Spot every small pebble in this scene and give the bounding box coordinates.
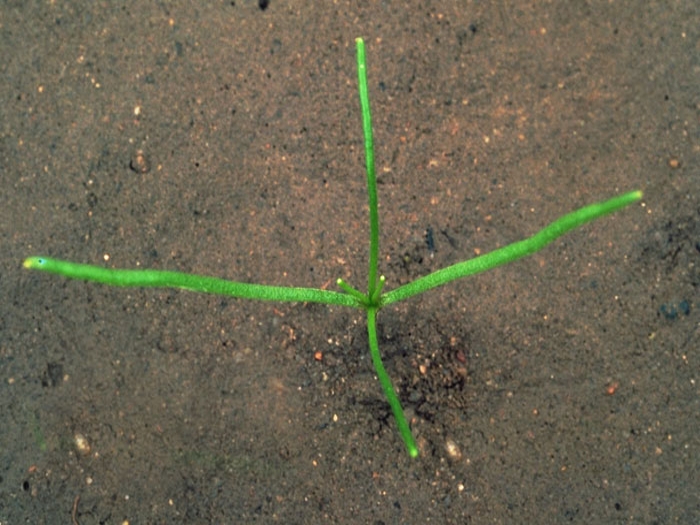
[444,438,462,460]
[129,150,150,173]
[74,433,91,456]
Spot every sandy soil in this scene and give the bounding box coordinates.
[2,1,699,523]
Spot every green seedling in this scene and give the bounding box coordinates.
[24,38,642,458]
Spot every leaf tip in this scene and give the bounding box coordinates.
[23,257,42,269]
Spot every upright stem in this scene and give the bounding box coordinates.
[366,307,419,458]
[356,38,380,300]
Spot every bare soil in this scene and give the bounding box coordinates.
[2,1,698,523]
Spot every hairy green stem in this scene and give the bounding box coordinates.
[23,257,362,308]
[382,190,642,306]
[367,307,419,458]
[356,37,380,300]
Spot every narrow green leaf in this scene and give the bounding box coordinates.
[23,257,362,308]
[382,191,642,306]
[356,37,380,299]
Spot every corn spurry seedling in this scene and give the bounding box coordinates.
[24,38,642,458]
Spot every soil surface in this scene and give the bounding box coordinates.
[2,1,699,523]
